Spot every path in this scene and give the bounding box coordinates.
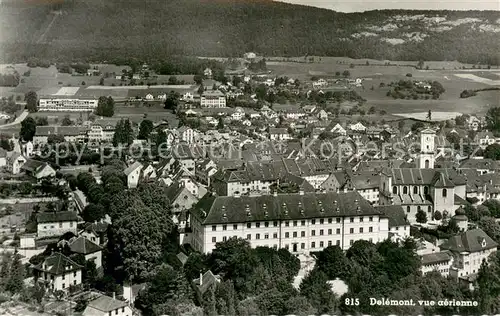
[0,110,28,129]
[36,12,60,44]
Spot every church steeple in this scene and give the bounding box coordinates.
[418,128,435,169]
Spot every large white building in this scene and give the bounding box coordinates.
[37,211,80,238]
[189,191,390,254]
[200,90,226,108]
[33,253,83,291]
[38,96,98,112]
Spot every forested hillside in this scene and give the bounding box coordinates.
[0,0,499,64]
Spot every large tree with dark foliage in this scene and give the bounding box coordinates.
[25,91,38,113]
[20,117,37,141]
[95,96,115,117]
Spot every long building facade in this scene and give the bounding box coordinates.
[189,191,389,254]
[39,96,98,112]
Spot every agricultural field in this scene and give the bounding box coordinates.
[266,59,500,115]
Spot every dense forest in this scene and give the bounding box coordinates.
[0,0,499,64]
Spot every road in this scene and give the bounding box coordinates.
[0,110,28,129]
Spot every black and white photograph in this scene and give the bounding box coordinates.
[0,0,499,315]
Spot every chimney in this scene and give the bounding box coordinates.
[200,272,203,286]
[113,292,116,300]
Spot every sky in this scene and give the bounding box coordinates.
[278,0,500,12]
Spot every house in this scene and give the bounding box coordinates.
[124,161,143,188]
[349,122,367,132]
[166,181,199,217]
[69,236,103,269]
[201,90,226,108]
[312,79,328,88]
[142,163,157,181]
[33,252,83,291]
[122,283,146,305]
[88,122,115,144]
[0,148,7,167]
[177,126,196,144]
[244,52,257,61]
[316,109,328,120]
[321,171,381,205]
[6,152,26,175]
[375,205,410,239]
[269,128,291,141]
[37,211,79,237]
[440,228,498,280]
[193,270,222,297]
[21,141,34,157]
[33,126,88,146]
[20,159,56,180]
[467,115,482,131]
[80,221,109,246]
[330,123,347,136]
[182,92,195,102]
[420,251,454,277]
[145,93,154,101]
[189,191,389,254]
[83,295,133,316]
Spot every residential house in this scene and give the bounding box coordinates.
[420,251,454,277]
[349,122,367,132]
[33,126,88,146]
[459,158,500,175]
[37,211,80,237]
[476,131,496,147]
[33,252,83,291]
[316,109,328,120]
[88,122,115,144]
[0,148,7,167]
[269,128,291,141]
[122,283,146,305]
[321,171,381,205]
[189,191,389,254]
[80,221,109,246]
[142,163,157,181]
[204,68,213,78]
[467,115,482,131]
[124,161,143,188]
[177,126,196,144]
[193,270,222,298]
[166,181,199,217]
[83,295,133,316]
[20,159,56,180]
[376,205,410,239]
[330,123,347,136]
[6,152,26,175]
[201,90,226,108]
[69,236,103,269]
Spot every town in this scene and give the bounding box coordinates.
[0,52,499,316]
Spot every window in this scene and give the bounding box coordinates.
[62,275,65,280]
[247,223,251,228]
[320,241,324,248]
[328,218,332,224]
[320,229,324,236]
[360,217,363,222]
[212,225,217,231]
[428,206,432,213]
[223,236,227,242]
[413,186,418,194]
[70,222,73,227]
[293,232,297,238]
[442,189,447,197]
[285,232,290,238]
[336,218,341,223]
[223,225,227,231]
[265,221,269,227]
[264,234,269,239]
[301,243,305,249]
[212,237,216,242]
[369,216,373,222]
[273,233,278,238]
[407,206,410,213]
[247,234,251,240]
[350,217,354,223]
[59,223,62,228]
[311,242,316,248]
[301,220,306,226]
[256,234,260,240]
[233,224,238,230]
[328,241,332,246]
[336,228,341,234]
[369,238,373,243]
[273,221,278,227]
[311,219,316,224]
[256,222,260,228]
[403,186,408,194]
[285,221,290,227]
[350,228,354,234]
[328,229,332,235]
[336,240,341,246]
[301,231,305,237]
[73,272,76,277]
[392,186,397,194]
[350,240,354,246]
[293,221,298,226]
[424,186,429,195]
[320,219,324,224]
[311,230,316,236]
[359,227,363,233]
[369,227,373,232]
[62,283,65,289]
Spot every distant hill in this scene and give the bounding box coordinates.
[0,0,499,64]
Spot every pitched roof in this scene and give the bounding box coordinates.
[35,126,88,137]
[193,270,221,295]
[421,250,453,266]
[386,168,466,186]
[440,229,498,253]
[33,252,83,275]
[86,295,128,312]
[124,161,143,176]
[192,191,383,225]
[459,159,500,170]
[20,159,51,174]
[69,236,102,254]
[37,211,79,223]
[375,205,409,228]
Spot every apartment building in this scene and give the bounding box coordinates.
[200,90,226,108]
[190,191,389,254]
[38,96,98,112]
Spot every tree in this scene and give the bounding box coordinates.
[342,70,350,78]
[61,115,73,126]
[486,107,500,133]
[217,117,224,130]
[6,249,24,294]
[20,117,37,141]
[95,96,115,117]
[434,210,442,221]
[138,119,154,140]
[81,81,86,86]
[478,217,500,244]
[168,76,178,85]
[164,91,179,110]
[417,60,425,69]
[299,269,337,314]
[25,91,38,112]
[35,116,48,126]
[484,144,500,160]
[193,75,203,85]
[476,252,500,314]
[416,209,428,224]
[411,121,425,133]
[82,203,105,222]
[112,119,134,146]
[316,246,350,279]
[197,84,204,95]
[427,110,432,121]
[99,77,105,85]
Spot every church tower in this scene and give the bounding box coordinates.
[418,128,435,169]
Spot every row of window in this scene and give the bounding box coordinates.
[211,227,375,243]
[42,222,74,229]
[406,206,432,213]
[211,216,375,231]
[392,186,449,197]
